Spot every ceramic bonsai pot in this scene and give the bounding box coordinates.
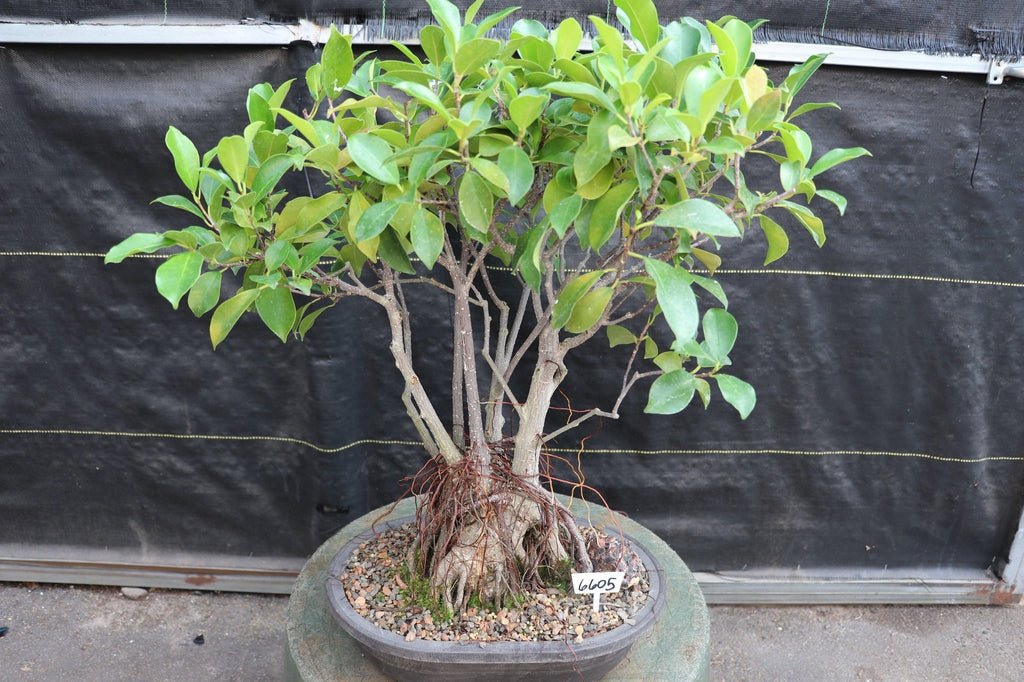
[324,515,665,682]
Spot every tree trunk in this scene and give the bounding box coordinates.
[511,327,564,481]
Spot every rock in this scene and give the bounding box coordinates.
[120,587,148,600]
[338,521,651,644]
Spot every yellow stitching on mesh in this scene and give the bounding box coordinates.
[0,428,419,454]
[1,428,1021,463]
[0,252,164,258]
[717,269,1024,289]
[4,253,1022,289]
[547,446,1024,464]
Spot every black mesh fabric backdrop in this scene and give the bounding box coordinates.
[3,2,1024,56]
[2,38,1024,580]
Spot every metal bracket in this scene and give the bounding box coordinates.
[988,59,1024,85]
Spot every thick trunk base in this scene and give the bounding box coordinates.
[410,451,593,613]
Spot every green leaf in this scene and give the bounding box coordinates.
[682,65,720,115]
[497,146,534,206]
[758,215,790,264]
[816,189,848,216]
[809,147,871,178]
[269,78,294,110]
[788,101,840,120]
[246,89,273,128]
[217,135,249,186]
[464,0,485,23]
[691,273,728,308]
[256,285,296,343]
[702,308,737,362]
[393,82,451,119]
[469,157,510,194]
[645,370,697,414]
[565,286,614,334]
[420,25,447,65]
[606,324,637,347]
[516,226,546,291]
[747,90,781,132]
[274,107,322,147]
[589,181,637,249]
[454,38,500,74]
[354,200,401,242]
[691,247,721,274]
[291,192,347,235]
[705,21,738,75]
[607,125,641,150]
[297,303,334,340]
[715,373,756,419]
[105,233,173,264]
[654,198,740,237]
[165,126,200,193]
[425,0,462,45]
[411,207,444,269]
[701,136,747,155]
[783,54,828,101]
[779,127,812,166]
[187,270,222,317]
[378,228,416,274]
[348,133,400,185]
[698,75,736,126]
[722,19,753,75]
[779,201,825,247]
[251,154,295,201]
[509,93,548,132]
[549,194,583,238]
[662,20,702,63]
[644,336,659,359]
[155,251,203,310]
[543,82,616,111]
[551,18,584,60]
[458,172,493,233]
[552,269,605,329]
[151,194,207,221]
[644,258,698,343]
[265,240,299,271]
[321,28,354,96]
[305,63,323,101]
[476,6,519,35]
[613,0,660,50]
[573,140,612,187]
[780,160,802,191]
[653,351,682,372]
[210,288,260,349]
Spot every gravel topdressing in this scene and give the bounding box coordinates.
[339,522,651,643]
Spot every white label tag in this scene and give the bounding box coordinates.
[571,571,625,612]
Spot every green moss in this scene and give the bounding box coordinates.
[396,563,454,623]
[538,558,574,593]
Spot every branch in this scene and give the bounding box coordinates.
[380,268,462,465]
[541,370,657,443]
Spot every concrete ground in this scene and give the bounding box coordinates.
[1,583,1022,681]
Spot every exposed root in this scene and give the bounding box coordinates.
[407,442,593,613]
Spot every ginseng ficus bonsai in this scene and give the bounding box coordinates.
[106,0,867,613]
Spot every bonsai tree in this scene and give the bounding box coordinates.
[106,0,867,613]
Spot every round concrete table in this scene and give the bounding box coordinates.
[286,497,710,681]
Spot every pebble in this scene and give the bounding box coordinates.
[338,522,650,644]
[120,587,148,600]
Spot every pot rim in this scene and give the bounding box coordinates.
[325,513,665,665]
